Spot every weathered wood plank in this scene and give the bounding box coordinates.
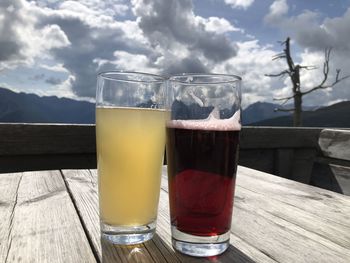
[237,166,350,226]
[0,125,322,157]
[4,167,350,262]
[0,171,96,263]
[61,169,181,263]
[234,186,350,256]
[241,127,322,149]
[239,149,275,174]
[327,164,350,196]
[310,162,342,194]
[161,166,350,263]
[315,156,350,168]
[290,148,316,183]
[62,169,261,262]
[64,167,350,262]
[60,170,101,257]
[158,167,276,263]
[0,125,329,185]
[230,197,350,263]
[311,161,350,196]
[275,148,294,179]
[0,172,22,263]
[0,154,96,173]
[0,124,95,156]
[319,129,350,161]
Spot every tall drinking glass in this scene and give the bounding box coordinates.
[96,71,166,245]
[166,74,241,257]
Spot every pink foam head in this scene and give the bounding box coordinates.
[167,110,241,131]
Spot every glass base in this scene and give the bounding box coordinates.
[171,226,230,257]
[101,221,156,245]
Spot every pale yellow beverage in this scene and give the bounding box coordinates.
[96,107,166,226]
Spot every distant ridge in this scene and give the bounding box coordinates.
[0,87,95,124]
[242,101,318,125]
[248,101,350,128]
[0,87,349,127]
[242,102,290,124]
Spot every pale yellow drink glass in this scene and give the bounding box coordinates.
[96,71,167,245]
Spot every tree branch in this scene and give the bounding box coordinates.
[278,40,286,45]
[299,65,317,70]
[265,70,291,78]
[315,48,332,88]
[301,72,350,96]
[273,94,295,101]
[300,48,350,96]
[273,94,295,106]
[272,52,286,60]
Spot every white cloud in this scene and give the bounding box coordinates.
[197,17,243,34]
[73,0,128,16]
[264,0,288,23]
[40,63,69,73]
[224,0,254,10]
[264,1,350,51]
[132,0,237,64]
[53,74,76,98]
[0,0,70,70]
[2,0,347,109]
[1,0,241,98]
[34,0,129,16]
[112,51,156,74]
[22,1,156,97]
[36,24,71,52]
[212,40,286,107]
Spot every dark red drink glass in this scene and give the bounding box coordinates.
[166,74,241,257]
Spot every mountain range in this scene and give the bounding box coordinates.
[0,87,94,124]
[242,101,318,124]
[0,87,349,127]
[248,101,350,128]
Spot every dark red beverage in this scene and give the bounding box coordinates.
[166,126,240,237]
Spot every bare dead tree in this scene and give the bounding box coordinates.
[266,37,349,126]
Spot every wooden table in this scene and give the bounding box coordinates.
[1,166,349,263]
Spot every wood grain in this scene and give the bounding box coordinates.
[328,164,350,196]
[275,148,294,179]
[158,167,275,263]
[62,169,260,262]
[241,127,321,149]
[237,166,350,226]
[61,169,182,263]
[0,125,322,157]
[239,149,275,174]
[0,172,22,263]
[3,167,350,262]
[161,166,350,263]
[3,124,346,191]
[319,129,350,161]
[0,153,96,173]
[289,148,316,183]
[0,123,95,156]
[0,170,96,263]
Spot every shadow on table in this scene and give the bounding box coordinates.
[101,233,254,263]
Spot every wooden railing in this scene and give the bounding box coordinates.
[0,124,349,195]
[0,124,96,172]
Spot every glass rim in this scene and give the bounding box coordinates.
[98,70,166,84]
[169,73,242,85]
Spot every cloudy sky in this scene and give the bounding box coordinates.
[0,0,350,107]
